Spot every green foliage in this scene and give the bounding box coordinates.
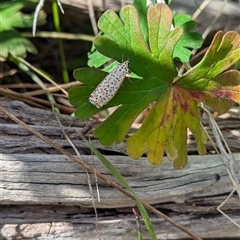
[87,44,110,68]
[69,3,240,169]
[173,13,203,62]
[0,0,46,61]
[133,0,149,43]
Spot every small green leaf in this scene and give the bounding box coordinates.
[173,13,203,62]
[0,0,46,61]
[87,41,110,68]
[0,30,37,61]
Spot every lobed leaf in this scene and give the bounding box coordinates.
[69,3,240,169]
[176,31,240,113]
[177,31,240,89]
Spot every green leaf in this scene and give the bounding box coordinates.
[69,4,182,167]
[133,0,149,43]
[87,37,111,68]
[178,31,240,87]
[69,3,240,169]
[190,70,240,113]
[0,30,37,61]
[0,0,45,30]
[0,0,46,61]
[177,31,240,107]
[173,13,203,62]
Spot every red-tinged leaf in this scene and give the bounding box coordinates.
[174,31,240,114]
[172,87,207,169]
[190,91,233,115]
[127,87,178,164]
[69,2,240,169]
[127,85,207,168]
[176,31,240,90]
[211,70,240,104]
[190,70,240,113]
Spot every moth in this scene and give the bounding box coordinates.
[89,60,129,108]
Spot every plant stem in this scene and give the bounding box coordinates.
[52,0,69,83]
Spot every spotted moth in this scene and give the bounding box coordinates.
[89,60,129,108]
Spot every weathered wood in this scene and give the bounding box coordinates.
[0,100,128,155]
[1,101,239,155]
[0,204,239,239]
[1,153,240,207]
[1,154,240,239]
[1,100,239,239]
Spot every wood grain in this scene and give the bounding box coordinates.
[1,100,239,239]
[1,153,239,207]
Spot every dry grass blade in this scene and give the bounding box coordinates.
[52,105,101,238]
[200,103,240,228]
[0,88,74,113]
[33,0,64,36]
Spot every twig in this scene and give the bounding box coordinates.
[22,31,94,41]
[87,0,98,36]
[9,51,68,96]
[0,88,74,113]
